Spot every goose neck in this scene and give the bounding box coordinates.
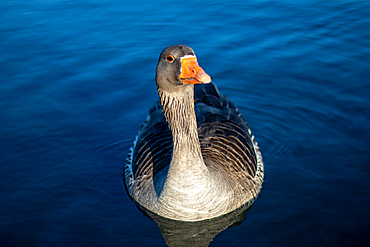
[158,86,202,158]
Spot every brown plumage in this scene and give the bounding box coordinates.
[124,45,264,221]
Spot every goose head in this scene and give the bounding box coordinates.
[155,45,211,93]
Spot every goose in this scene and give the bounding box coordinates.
[124,45,264,222]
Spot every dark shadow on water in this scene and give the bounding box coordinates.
[136,203,254,247]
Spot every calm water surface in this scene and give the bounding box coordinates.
[1,0,370,246]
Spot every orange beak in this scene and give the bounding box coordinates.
[179,56,211,84]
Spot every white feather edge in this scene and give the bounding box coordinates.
[124,114,152,190]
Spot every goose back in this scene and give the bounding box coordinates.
[125,82,263,202]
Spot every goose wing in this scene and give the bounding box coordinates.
[194,83,258,181]
[125,101,172,193]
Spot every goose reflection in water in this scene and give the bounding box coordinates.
[138,203,253,247]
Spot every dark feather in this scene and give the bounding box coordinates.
[195,83,257,177]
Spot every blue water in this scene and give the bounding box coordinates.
[1,0,370,246]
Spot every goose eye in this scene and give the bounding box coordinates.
[167,55,174,63]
